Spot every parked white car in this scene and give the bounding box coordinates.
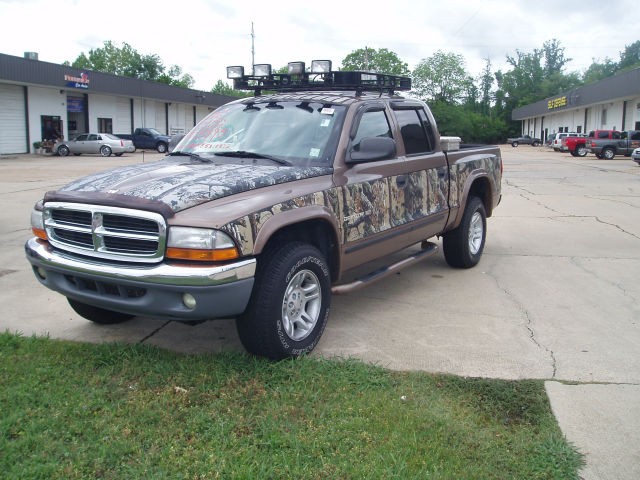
[632,147,640,166]
[55,133,135,157]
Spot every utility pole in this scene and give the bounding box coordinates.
[251,22,255,74]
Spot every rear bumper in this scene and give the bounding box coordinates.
[25,238,256,320]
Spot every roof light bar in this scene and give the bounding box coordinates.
[226,66,244,79]
[253,64,272,77]
[311,60,332,73]
[226,59,411,96]
[288,61,305,75]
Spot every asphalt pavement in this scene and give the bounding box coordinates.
[1,147,638,479]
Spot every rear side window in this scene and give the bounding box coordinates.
[394,108,434,154]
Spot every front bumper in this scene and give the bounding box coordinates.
[25,238,256,320]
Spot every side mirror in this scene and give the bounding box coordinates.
[347,137,396,164]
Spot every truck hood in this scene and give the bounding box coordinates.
[52,158,332,213]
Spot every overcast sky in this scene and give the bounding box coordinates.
[1,0,637,91]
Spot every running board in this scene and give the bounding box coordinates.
[331,241,438,295]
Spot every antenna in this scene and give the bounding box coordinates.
[251,22,255,75]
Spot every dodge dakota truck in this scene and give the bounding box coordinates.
[587,130,640,159]
[25,61,502,359]
[116,128,171,153]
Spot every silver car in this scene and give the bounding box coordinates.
[55,133,135,157]
[632,147,640,166]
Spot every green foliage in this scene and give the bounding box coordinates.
[67,41,194,88]
[617,40,640,71]
[0,333,583,479]
[412,51,474,105]
[211,79,253,98]
[341,47,410,75]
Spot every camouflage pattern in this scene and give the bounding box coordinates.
[52,151,500,257]
[57,159,332,213]
[222,153,500,256]
[449,153,502,208]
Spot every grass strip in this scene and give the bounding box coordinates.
[0,332,582,479]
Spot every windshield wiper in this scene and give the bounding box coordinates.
[167,151,210,162]
[214,150,292,166]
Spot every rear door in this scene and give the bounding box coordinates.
[390,103,449,238]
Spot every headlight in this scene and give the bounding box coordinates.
[30,203,47,240]
[166,227,239,261]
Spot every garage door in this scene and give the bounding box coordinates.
[0,84,27,154]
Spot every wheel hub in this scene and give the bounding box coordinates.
[281,269,321,341]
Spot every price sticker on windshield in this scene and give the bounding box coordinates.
[321,107,335,116]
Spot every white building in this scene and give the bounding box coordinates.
[511,67,640,142]
[0,52,235,154]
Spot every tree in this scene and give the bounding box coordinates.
[582,58,618,84]
[411,51,473,104]
[341,47,409,75]
[66,41,194,88]
[618,40,640,71]
[210,79,251,98]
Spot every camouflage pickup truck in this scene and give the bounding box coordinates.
[25,62,502,359]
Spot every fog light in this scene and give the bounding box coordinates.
[35,267,47,280]
[182,293,197,310]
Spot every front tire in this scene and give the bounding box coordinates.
[67,298,135,324]
[156,142,168,153]
[57,145,70,156]
[443,196,487,268]
[602,148,615,160]
[236,242,331,360]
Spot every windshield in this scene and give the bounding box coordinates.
[173,100,346,166]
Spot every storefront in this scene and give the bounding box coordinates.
[512,67,640,143]
[0,52,235,154]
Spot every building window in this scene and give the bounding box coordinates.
[98,118,113,133]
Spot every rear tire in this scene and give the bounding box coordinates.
[532,141,540,147]
[576,146,588,157]
[511,141,519,147]
[236,242,331,360]
[100,145,112,157]
[443,196,487,269]
[67,298,135,324]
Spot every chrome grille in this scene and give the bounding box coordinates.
[43,202,167,263]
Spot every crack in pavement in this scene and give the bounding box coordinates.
[550,215,640,241]
[484,266,557,378]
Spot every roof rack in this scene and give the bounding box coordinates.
[227,61,411,96]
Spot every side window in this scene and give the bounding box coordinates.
[352,110,391,151]
[76,134,87,141]
[631,131,640,140]
[395,109,433,154]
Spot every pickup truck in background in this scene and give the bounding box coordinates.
[507,135,541,147]
[116,128,171,153]
[562,134,589,157]
[587,130,640,159]
[25,64,502,359]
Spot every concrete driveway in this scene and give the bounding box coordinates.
[1,147,638,479]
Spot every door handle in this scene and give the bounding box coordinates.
[396,175,407,188]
